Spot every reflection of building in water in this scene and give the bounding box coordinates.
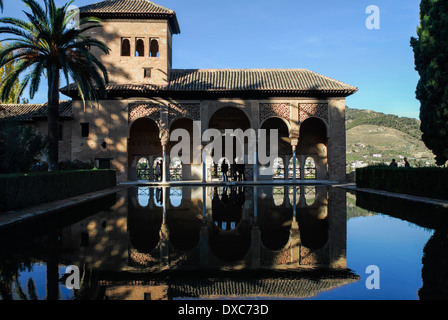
[59,185,348,271]
[57,185,352,299]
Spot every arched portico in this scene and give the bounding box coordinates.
[206,106,252,181]
[128,117,162,181]
[297,117,328,180]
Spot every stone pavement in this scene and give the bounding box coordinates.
[335,183,448,208]
[0,184,130,231]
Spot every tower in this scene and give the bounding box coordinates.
[79,0,181,86]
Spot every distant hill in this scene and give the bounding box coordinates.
[346,107,422,140]
[345,107,434,168]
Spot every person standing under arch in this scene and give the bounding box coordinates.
[221,159,229,181]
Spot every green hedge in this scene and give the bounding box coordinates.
[356,166,448,200]
[0,170,116,212]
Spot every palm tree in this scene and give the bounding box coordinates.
[0,0,109,171]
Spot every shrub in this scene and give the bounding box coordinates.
[356,166,448,200]
[0,169,116,212]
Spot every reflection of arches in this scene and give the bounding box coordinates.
[260,207,292,251]
[296,187,329,250]
[209,187,250,261]
[169,187,182,207]
[128,188,163,253]
[258,186,293,251]
[273,186,284,206]
[304,186,316,206]
[166,198,202,252]
[137,186,150,207]
[211,187,244,231]
[296,207,329,250]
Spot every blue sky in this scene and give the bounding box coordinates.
[1,0,422,118]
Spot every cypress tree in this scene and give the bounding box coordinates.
[410,0,448,165]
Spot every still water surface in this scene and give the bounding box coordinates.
[0,185,447,300]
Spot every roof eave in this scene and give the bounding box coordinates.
[79,12,181,34]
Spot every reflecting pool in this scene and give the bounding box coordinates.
[1,185,447,300]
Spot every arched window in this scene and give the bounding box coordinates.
[305,157,316,179]
[288,157,300,179]
[135,38,145,57]
[137,157,150,180]
[121,38,130,56]
[150,39,159,57]
[273,157,284,179]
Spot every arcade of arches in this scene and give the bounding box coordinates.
[127,101,342,183]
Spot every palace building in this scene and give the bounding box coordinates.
[0,0,357,183]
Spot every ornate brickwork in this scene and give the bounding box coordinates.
[129,103,161,123]
[168,103,200,125]
[299,103,328,124]
[259,103,291,125]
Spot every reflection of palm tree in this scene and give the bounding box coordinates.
[14,278,39,300]
[0,0,109,170]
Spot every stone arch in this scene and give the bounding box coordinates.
[208,106,251,131]
[208,106,252,170]
[297,117,328,180]
[299,103,329,137]
[259,116,291,132]
[128,103,162,135]
[128,118,162,181]
[128,118,162,156]
[260,117,290,156]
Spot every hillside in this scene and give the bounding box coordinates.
[346,107,422,140]
[345,107,434,170]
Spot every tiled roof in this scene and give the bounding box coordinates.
[79,0,180,34]
[61,69,358,98]
[0,101,73,121]
[168,69,358,93]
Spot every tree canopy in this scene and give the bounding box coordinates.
[410,0,448,166]
[0,0,109,170]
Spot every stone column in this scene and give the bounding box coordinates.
[328,99,347,182]
[202,144,207,183]
[253,141,258,182]
[162,144,167,183]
